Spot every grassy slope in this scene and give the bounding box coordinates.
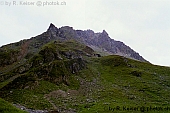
[0,98,27,113]
[78,55,170,113]
[1,41,170,113]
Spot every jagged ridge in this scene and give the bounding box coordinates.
[0,23,147,68]
[47,23,147,62]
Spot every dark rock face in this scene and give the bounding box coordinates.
[75,29,147,62]
[61,26,146,62]
[47,23,59,38]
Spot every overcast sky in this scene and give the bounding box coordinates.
[0,0,170,66]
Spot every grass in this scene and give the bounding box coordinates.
[0,98,27,113]
[67,55,170,113]
[1,41,170,113]
[2,81,57,110]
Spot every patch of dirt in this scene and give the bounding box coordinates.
[67,89,79,96]
[45,90,67,98]
[45,89,80,99]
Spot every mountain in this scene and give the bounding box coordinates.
[0,23,147,69]
[48,23,147,62]
[0,24,170,113]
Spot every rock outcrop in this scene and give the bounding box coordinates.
[75,29,147,62]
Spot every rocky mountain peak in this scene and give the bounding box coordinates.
[49,23,56,28]
[98,30,109,40]
[1,24,147,63]
[102,30,108,36]
[47,23,58,31]
[47,23,59,38]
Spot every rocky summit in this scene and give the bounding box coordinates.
[0,23,147,68]
[48,23,147,62]
[0,24,170,113]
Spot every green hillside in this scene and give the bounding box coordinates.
[0,98,27,113]
[0,40,170,113]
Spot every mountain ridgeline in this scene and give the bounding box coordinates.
[48,23,147,62]
[1,24,170,113]
[0,23,147,68]
[0,23,147,66]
